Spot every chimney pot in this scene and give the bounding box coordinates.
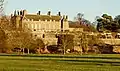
[38,11,41,15]
[14,10,17,16]
[17,10,19,15]
[66,15,68,19]
[47,11,51,15]
[58,12,61,16]
[20,10,23,15]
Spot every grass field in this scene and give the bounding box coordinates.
[0,54,120,71]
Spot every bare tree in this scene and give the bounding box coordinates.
[6,28,32,54]
[0,0,5,16]
[74,32,89,54]
[77,13,84,21]
[74,13,84,22]
[58,32,74,55]
[0,27,7,53]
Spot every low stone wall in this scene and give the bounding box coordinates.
[100,39,120,45]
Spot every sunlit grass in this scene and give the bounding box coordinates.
[0,54,120,71]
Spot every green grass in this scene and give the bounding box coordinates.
[0,54,120,71]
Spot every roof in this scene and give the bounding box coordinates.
[25,14,62,21]
[69,22,96,32]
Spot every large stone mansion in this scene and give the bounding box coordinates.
[9,10,120,53]
[10,10,70,45]
[11,10,69,32]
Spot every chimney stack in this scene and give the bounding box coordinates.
[14,10,17,16]
[20,10,23,15]
[66,15,68,20]
[38,11,41,15]
[47,11,51,16]
[58,12,61,16]
[17,10,19,15]
[23,10,27,16]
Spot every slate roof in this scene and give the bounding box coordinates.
[25,14,62,21]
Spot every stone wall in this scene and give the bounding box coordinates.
[23,20,61,32]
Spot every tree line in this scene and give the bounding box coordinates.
[0,13,119,54]
[0,16,45,54]
[96,14,120,32]
[73,13,120,33]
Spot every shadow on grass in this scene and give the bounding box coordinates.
[0,54,120,60]
[59,59,120,66]
[0,54,120,66]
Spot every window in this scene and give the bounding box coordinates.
[43,34,45,38]
[35,35,37,37]
[34,29,36,31]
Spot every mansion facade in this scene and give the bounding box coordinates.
[11,10,69,32]
[10,10,69,45]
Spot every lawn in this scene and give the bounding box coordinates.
[0,54,120,71]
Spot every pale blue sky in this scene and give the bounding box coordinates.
[5,0,120,22]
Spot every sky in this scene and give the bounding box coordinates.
[4,0,120,22]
